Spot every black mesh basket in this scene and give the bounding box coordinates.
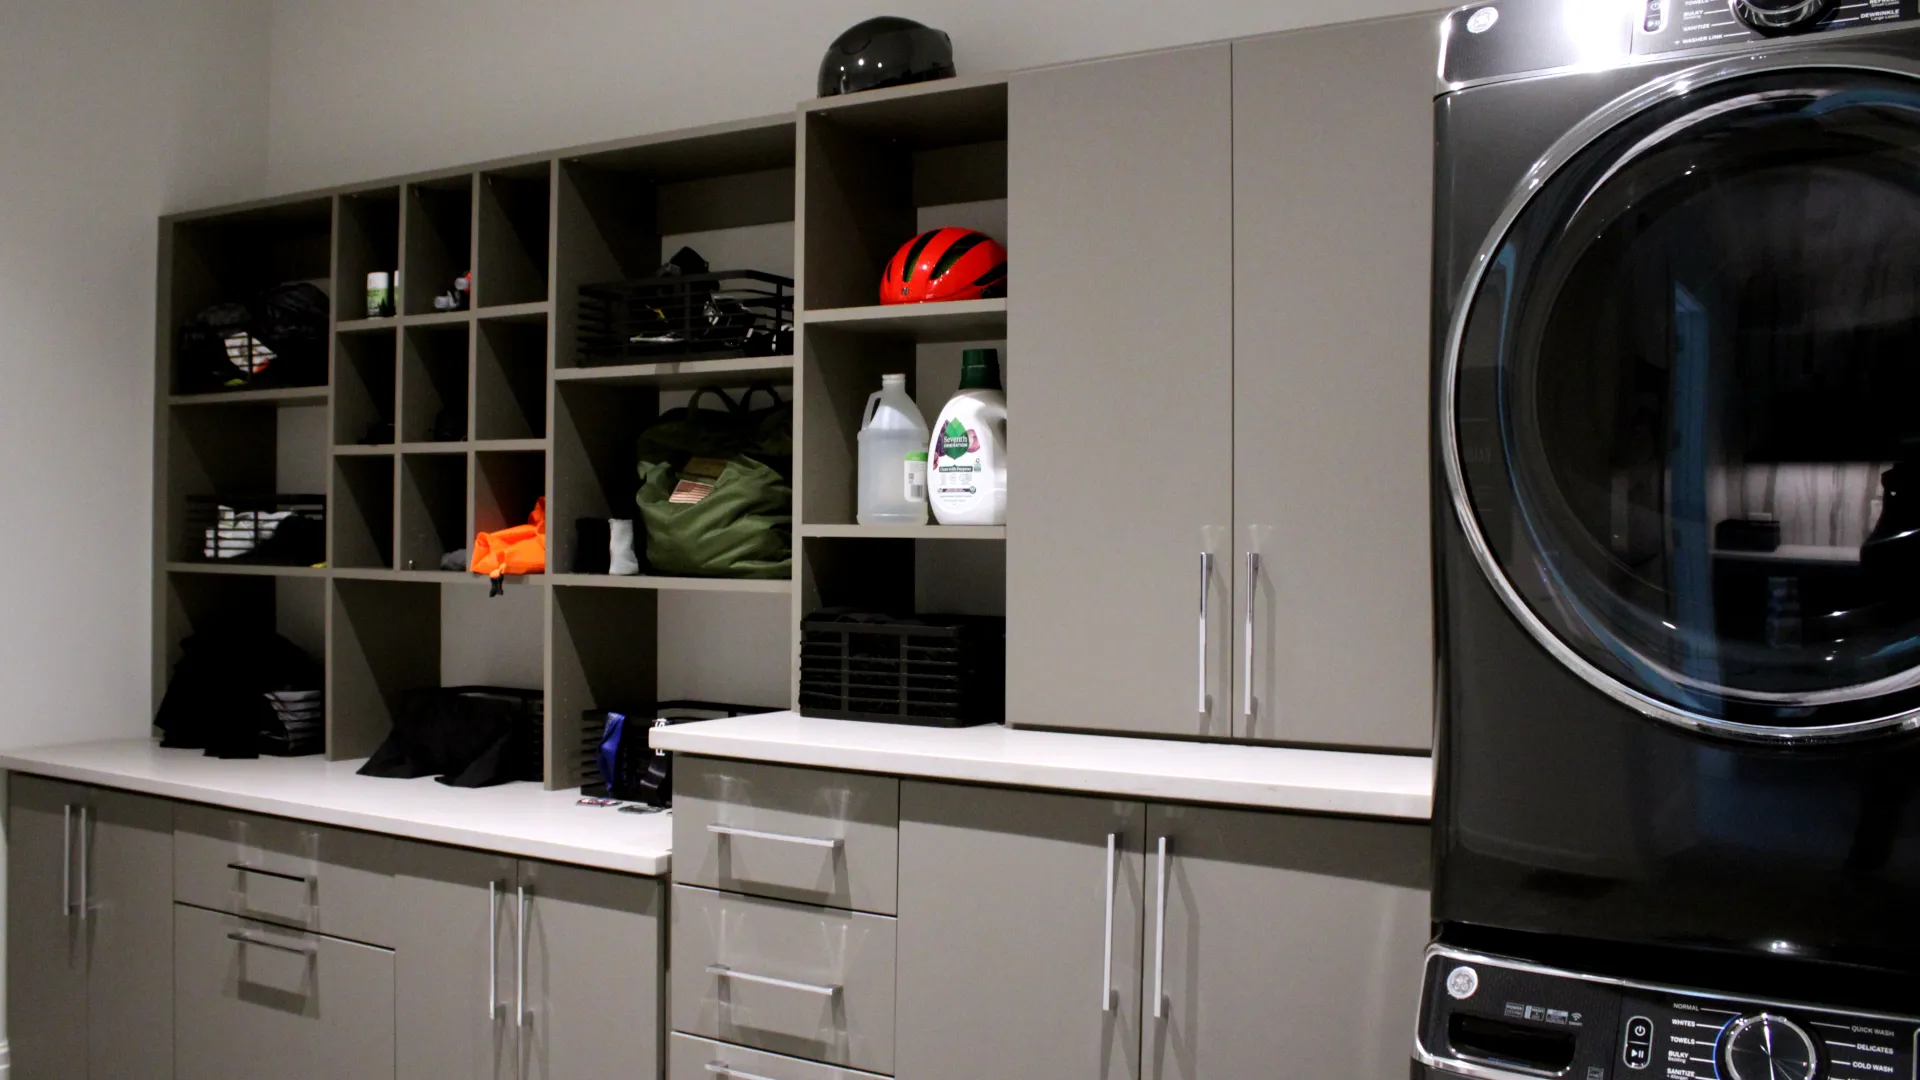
[799,612,1006,727]
[576,271,793,366]
[184,494,326,566]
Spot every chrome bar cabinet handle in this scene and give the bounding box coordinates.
[1197,551,1214,715]
[706,1064,782,1080]
[77,806,89,922]
[1244,551,1262,725]
[489,880,500,1020]
[227,930,318,957]
[705,824,843,850]
[225,862,316,886]
[62,804,74,917]
[1102,832,1117,1013]
[706,964,843,998]
[1154,835,1169,1020]
[516,885,529,1031]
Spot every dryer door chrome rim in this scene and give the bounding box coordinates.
[1443,51,1920,742]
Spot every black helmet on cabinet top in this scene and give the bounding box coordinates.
[818,17,956,98]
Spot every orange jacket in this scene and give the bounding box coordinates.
[471,498,545,591]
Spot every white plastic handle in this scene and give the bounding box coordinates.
[861,390,884,432]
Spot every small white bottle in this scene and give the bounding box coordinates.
[857,373,931,526]
[929,349,1008,526]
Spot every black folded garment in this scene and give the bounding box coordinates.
[156,630,323,759]
[358,687,544,788]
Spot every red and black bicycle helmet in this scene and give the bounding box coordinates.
[880,227,1008,305]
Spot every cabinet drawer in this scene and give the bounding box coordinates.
[674,757,899,914]
[672,885,897,1075]
[672,1033,891,1080]
[173,904,395,1080]
[174,803,396,946]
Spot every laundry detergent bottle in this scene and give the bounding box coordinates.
[857,373,931,526]
[929,349,1008,526]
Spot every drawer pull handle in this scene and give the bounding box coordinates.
[706,964,842,998]
[62,805,74,918]
[706,824,843,851]
[1102,831,1117,1013]
[226,862,316,886]
[705,1064,781,1080]
[1154,835,1170,1020]
[488,880,500,1022]
[227,930,318,958]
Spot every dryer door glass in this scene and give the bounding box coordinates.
[1452,68,1920,737]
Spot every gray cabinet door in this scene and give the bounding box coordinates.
[1230,15,1439,750]
[174,904,396,1080]
[393,843,517,1080]
[1143,804,1431,1080]
[1006,44,1236,738]
[895,782,1147,1080]
[85,788,175,1080]
[8,775,87,1080]
[519,860,663,1080]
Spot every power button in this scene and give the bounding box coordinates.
[1644,0,1665,32]
[1622,1016,1654,1070]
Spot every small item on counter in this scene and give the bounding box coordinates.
[576,797,624,808]
[357,686,544,787]
[367,271,396,318]
[609,519,641,575]
[619,804,667,815]
[928,348,1008,526]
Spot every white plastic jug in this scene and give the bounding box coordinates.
[857,373,931,526]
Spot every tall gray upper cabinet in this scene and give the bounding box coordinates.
[1008,14,1438,750]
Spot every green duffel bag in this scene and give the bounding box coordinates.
[635,386,792,579]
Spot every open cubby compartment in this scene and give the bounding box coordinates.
[799,535,1006,618]
[403,174,475,315]
[400,322,471,443]
[332,455,396,569]
[158,570,326,711]
[476,450,547,539]
[334,327,398,445]
[554,118,797,372]
[328,577,439,759]
[334,187,401,319]
[551,380,657,575]
[799,326,922,527]
[166,198,334,394]
[802,79,1008,312]
[477,164,552,309]
[399,451,470,573]
[550,584,658,789]
[166,398,329,562]
[476,312,549,440]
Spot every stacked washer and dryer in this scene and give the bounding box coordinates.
[1420,2,1920,1077]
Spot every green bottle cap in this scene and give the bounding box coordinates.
[959,348,1002,391]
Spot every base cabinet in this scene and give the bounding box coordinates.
[173,904,396,1080]
[1143,804,1431,1080]
[893,782,1431,1080]
[895,783,1146,1080]
[393,844,518,1080]
[7,776,174,1080]
[520,859,665,1080]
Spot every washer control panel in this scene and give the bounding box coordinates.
[1416,947,1920,1080]
[1638,0,1919,54]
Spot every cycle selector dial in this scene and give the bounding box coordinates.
[1722,1013,1819,1080]
[1728,0,1838,33]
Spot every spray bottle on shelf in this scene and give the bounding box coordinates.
[929,349,1007,526]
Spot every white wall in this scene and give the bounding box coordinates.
[0,0,273,1061]
[264,0,1443,192]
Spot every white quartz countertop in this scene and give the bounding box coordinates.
[652,712,1434,820]
[0,740,672,876]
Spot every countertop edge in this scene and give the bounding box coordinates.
[0,752,671,877]
[651,721,1435,821]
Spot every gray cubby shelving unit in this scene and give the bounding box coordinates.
[153,78,1011,789]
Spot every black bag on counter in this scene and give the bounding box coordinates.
[156,630,323,758]
[358,687,543,788]
[583,700,778,805]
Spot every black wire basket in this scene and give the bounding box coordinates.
[576,271,793,366]
[799,612,1006,727]
[184,494,326,566]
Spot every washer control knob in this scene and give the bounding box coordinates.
[1729,0,1837,33]
[1723,1013,1819,1080]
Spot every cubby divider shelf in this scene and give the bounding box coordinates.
[168,387,331,408]
[332,445,394,457]
[548,574,792,594]
[553,355,794,390]
[163,562,331,578]
[401,310,475,328]
[800,524,1006,541]
[475,300,551,322]
[802,299,1007,342]
[329,568,537,585]
[336,318,402,334]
